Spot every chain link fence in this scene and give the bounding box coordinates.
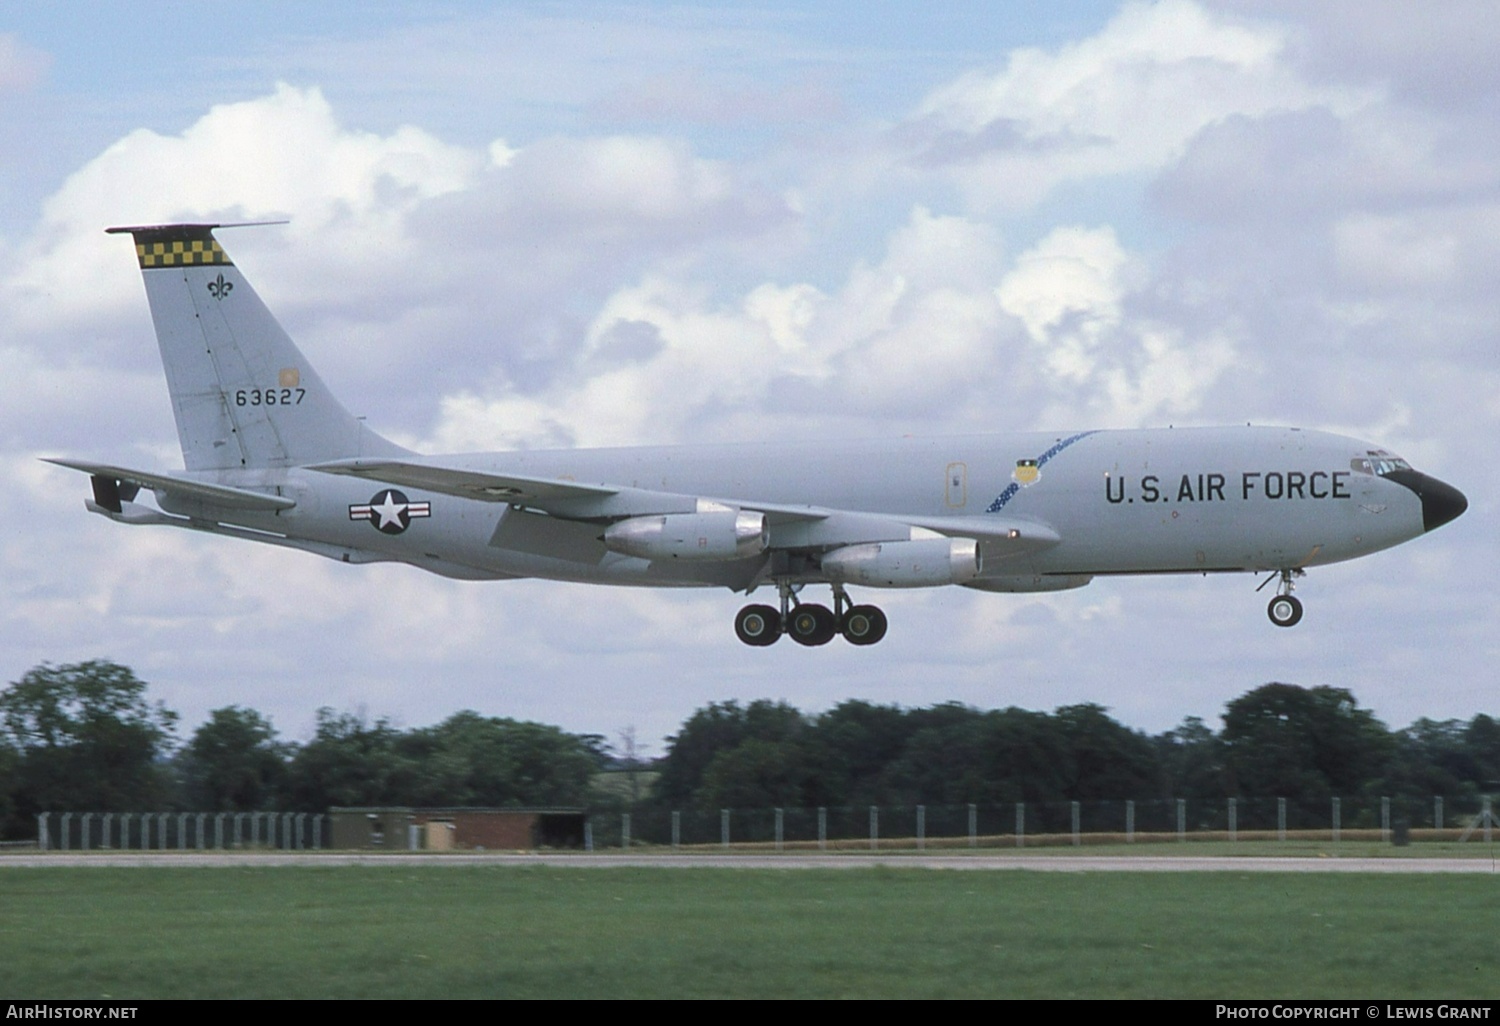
[30,795,1495,851]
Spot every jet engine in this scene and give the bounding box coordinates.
[820,537,981,587]
[604,509,768,561]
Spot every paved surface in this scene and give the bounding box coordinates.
[2,852,1496,872]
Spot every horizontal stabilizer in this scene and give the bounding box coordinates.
[44,459,295,512]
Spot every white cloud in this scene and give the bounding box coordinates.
[996,225,1236,425]
[899,0,1370,208]
[423,206,1017,449]
[997,225,1127,381]
[1,84,481,336]
[0,34,49,95]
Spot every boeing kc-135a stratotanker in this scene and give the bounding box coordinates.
[48,223,1467,646]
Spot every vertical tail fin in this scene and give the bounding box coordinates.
[109,223,407,471]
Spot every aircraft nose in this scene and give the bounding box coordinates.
[1386,470,1468,532]
[1419,474,1468,532]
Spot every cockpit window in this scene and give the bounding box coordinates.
[1350,450,1412,476]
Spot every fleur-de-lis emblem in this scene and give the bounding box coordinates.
[207,273,233,300]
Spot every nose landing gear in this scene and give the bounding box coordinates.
[734,582,889,646]
[1258,569,1305,627]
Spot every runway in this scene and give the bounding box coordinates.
[2,851,1495,872]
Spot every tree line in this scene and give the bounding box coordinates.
[0,661,605,839]
[2,660,1497,840]
[649,689,1500,824]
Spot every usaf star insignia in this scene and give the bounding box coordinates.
[349,489,431,534]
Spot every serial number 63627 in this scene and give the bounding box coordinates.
[234,388,306,407]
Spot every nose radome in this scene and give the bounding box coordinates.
[1386,470,1468,532]
[1420,475,1468,532]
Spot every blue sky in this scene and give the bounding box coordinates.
[1,1,1494,752]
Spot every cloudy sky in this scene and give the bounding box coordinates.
[2,1,1494,755]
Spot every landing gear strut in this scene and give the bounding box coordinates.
[734,582,888,647]
[1258,569,1305,628]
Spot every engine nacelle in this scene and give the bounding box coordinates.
[820,537,982,588]
[604,510,768,561]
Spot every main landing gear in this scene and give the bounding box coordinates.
[735,582,888,647]
[1257,569,1305,628]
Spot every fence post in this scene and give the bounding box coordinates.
[818,807,827,851]
[1126,800,1135,843]
[1485,796,1493,844]
[1434,796,1443,831]
[621,812,630,850]
[775,808,784,853]
[869,806,878,851]
[314,814,323,851]
[103,813,113,850]
[177,813,187,851]
[968,803,977,848]
[584,819,593,851]
[1228,798,1237,843]
[158,813,168,850]
[81,814,91,852]
[1277,797,1286,842]
[1015,802,1024,848]
[1070,801,1080,846]
[721,809,730,849]
[1176,798,1186,842]
[37,813,48,852]
[916,805,925,851]
[1332,797,1341,843]
[672,810,681,849]
[60,812,71,852]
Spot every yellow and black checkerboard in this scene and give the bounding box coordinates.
[135,238,232,268]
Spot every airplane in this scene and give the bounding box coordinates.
[47,223,1467,646]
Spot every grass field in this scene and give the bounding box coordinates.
[1,862,1497,999]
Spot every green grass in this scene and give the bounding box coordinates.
[0,865,1496,998]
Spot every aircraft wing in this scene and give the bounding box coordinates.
[309,457,1056,553]
[312,457,837,524]
[44,459,296,512]
[310,458,618,505]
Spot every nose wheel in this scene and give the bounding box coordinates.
[735,583,889,646]
[1267,593,1303,627]
[1259,569,1305,627]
